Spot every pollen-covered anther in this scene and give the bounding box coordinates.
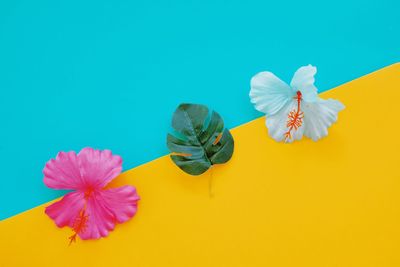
[286,110,304,129]
[284,91,304,141]
[69,209,89,245]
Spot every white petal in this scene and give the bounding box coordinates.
[290,65,318,102]
[303,98,345,141]
[266,100,305,143]
[250,71,294,116]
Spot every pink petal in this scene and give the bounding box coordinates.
[45,191,85,228]
[78,186,139,240]
[43,151,84,190]
[78,147,122,189]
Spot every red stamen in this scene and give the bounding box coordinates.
[284,91,304,142]
[68,205,89,245]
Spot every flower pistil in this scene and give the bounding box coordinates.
[284,91,304,141]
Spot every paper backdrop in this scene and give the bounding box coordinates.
[1,64,400,266]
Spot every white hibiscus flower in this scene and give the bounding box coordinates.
[250,65,344,143]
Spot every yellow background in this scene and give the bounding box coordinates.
[1,64,399,267]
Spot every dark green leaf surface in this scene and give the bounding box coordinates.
[167,103,234,175]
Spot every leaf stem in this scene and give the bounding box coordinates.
[209,167,214,198]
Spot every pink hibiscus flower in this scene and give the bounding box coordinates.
[43,147,139,243]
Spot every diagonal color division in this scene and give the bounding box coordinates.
[1,64,399,266]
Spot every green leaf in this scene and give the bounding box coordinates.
[167,103,234,175]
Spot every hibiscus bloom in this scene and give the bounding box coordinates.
[250,65,344,142]
[43,147,139,243]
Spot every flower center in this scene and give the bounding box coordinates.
[84,187,94,199]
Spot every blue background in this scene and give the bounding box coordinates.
[0,0,399,219]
